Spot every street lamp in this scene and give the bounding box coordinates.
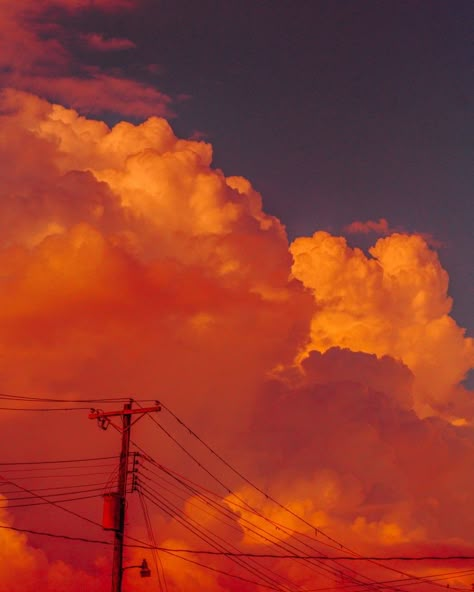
[123,559,151,578]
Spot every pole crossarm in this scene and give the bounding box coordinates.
[89,404,161,420]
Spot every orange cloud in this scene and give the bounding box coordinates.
[0,89,312,418]
[345,218,392,235]
[0,88,473,590]
[344,219,444,249]
[290,231,474,416]
[0,502,109,592]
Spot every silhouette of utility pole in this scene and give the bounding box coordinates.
[89,400,161,592]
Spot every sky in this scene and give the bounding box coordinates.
[73,0,473,332]
[0,1,473,591]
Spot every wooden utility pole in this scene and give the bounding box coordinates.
[89,400,161,592]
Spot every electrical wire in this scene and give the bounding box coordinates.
[307,569,474,592]
[0,456,118,465]
[0,407,93,411]
[1,523,473,563]
[138,450,392,590]
[138,483,299,592]
[96,406,459,591]
[0,394,138,403]
[0,524,113,545]
[137,464,371,589]
[2,493,106,509]
[138,488,168,592]
[0,524,311,592]
[0,521,471,591]
[138,486,294,591]
[0,481,115,494]
[0,471,118,480]
[0,474,104,530]
[155,402,465,591]
[3,399,464,591]
[0,463,116,473]
[1,486,112,502]
[159,546,292,592]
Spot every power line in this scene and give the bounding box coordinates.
[137,489,168,592]
[138,449,393,590]
[0,526,324,592]
[0,393,159,409]
[138,484,297,592]
[0,456,118,465]
[2,486,111,501]
[0,528,474,564]
[138,423,397,590]
[0,524,113,545]
[0,472,118,480]
[0,474,104,530]
[0,481,114,494]
[309,570,474,592]
[1,525,471,592]
[149,550,474,561]
[137,462,374,589]
[0,463,116,472]
[158,547,297,592]
[137,462,471,592]
[2,399,469,591]
[0,394,146,403]
[2,493,106,509]
[1,523,473,562]
[0,406,93,411]
[156,403,462,591]
[138,459,346,588]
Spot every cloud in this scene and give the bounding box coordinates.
[0,89,312,419]
[0,89,473,590]
[80,33,136,51]
[344,219,444,249]
[246,352,474,554]
[0,501,109,592]
[290,231,474,415]
[16,74,171,117]
[0,0,170,117]
[345,218,392,235]
[22,0,136,10]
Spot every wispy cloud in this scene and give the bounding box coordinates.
[80,32,136,52]
[0,0,170,117]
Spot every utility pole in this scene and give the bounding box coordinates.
[89,400,161,592]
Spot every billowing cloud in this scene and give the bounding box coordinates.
[290,231,474,416]
[0,89,312,419]
[0,88,473,590]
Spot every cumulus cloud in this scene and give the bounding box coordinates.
[290,231,474,415]
[0,89,473,590]
[246,352,474,554]
[0,89,312,418]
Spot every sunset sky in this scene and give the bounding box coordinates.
[0,1,473,591]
